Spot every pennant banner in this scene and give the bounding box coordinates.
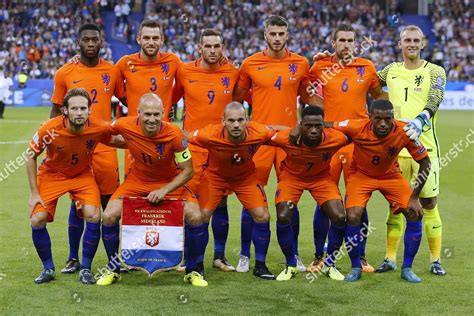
[121,197,184,275]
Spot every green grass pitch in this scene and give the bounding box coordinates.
[0,108,472,314]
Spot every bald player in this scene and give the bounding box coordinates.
[97,94,208,287]
[50,23,127,274]
[188,102,278,280]
[232,15,317,273]
[172,28,239,272]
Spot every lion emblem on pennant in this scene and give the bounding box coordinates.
[145,229,160,247]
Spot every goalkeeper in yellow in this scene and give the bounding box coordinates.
[376,25,447,276]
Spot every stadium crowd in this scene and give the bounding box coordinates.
[0,0,471,81]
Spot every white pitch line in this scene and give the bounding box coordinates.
[0,140,29,145]
[0,120,42,124]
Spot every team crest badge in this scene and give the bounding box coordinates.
[356,66,365,82]
[85,139,96,152]
[145,229,160,247]
[289,63,297,80]
[414,75,424,87]
[156,144,165,155]
[222,77,231,94]
[161,63,170,80]
[101,73,110,85]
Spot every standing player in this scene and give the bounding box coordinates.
[269,106,348,281]
[232,15,314,272]
[188,102,278,280]
[305,24,385,273]
[27,88,125,284]
[50,23,127,274]
[375,25,447,276]
[96,94,208,287]
[117,19,182,173]
[172,29,240,272]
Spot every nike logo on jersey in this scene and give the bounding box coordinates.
[189,80,198,84]
[391,76,397,79]
[257,67,267,70]
[57,146,66,149]
[432,225,442,229]
[73,80,82,84]
[131,69,139,73]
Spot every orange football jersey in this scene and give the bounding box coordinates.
[268,128,349,179]
[237,49,310,126]
[333,119,428,177]
[188,121,275,179]
[174,59,239,133]
[30,116,111,178]
[109,117,187,182]
[51,60,125,152]
[309,56,379,121]
[116,52,181,118]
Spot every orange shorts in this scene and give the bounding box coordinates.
[253,145,286,185]
[198,172,268,210]
[111,172,197,203]
[345,170,413,213]
[187,147,208,194]
[92,150,120,195]
[32,172,101,222]
[275,172,342,206]
[329,143,354,185]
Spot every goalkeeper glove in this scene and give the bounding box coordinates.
[403,110,431,140]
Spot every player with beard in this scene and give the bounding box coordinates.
[50,23,127,274]
[232,15,317,273]
[172,29,239,272]
[27,88,125,284]
[117,19,182,173]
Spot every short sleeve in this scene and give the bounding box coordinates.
[29,126,47,157]
[368,63,380,90]
[51,69,67,106]
[405,137,429,161]
[113,66,126,100]
[332,119,361,138]
[188,126,211,149]
[237,59,252,89]
[109,119,122,135]
[377,62,396,87]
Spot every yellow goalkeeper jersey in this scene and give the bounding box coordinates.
[378,60,446,158]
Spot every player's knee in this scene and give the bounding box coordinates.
[185,209,202,225]
[252,209,270,223]
[102,210,119,226]
[30,214,47,228]
[346,211,361,225]
[332,213,346,226]
[420,197,437,210]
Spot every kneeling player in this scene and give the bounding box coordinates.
[96,94,207,287]
[188,102,277,280]
[268,106,348,281]
[329,100,431,283]
[27,88,125,284]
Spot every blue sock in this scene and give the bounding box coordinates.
[240,208,254,258]
[360,208,369,257]
[212,206,229,259]
[102,223,120,272]
[402,220,422,269]
[291,207,300,256]
[186,223,208,273]
[325,224,345,266]
[67,202,84,261]
[277,223,296,266]
[253,222,270,263]
[183,223,189,261]
[32,226,54,270]
[81,222,100,270]
[346,224,362,268]
[195,223,209,263]
[313,204,329,257]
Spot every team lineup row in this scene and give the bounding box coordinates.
[27,15,447,286]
